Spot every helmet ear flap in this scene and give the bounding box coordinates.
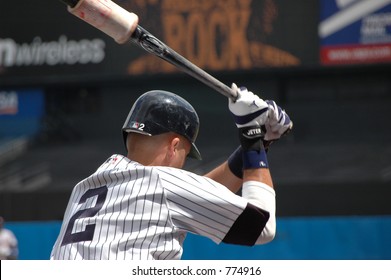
[122,90,201,160]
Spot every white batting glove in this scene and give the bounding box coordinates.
[264,100,293,141]
[229,84,270,169]
[228,83,269,128]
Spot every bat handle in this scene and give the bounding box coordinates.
[131,26,238,101]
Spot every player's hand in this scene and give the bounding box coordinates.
[264,100,293,142]
[229,83,269,129]
[229,83,269,154]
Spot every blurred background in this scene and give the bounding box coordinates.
[0,0,390,259]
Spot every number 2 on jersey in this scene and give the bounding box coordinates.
[61,186,108,246]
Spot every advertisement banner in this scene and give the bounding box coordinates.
[0,0,318,82]
[319,0,391,65]
[0,91,18,115]
[0,89,44,137]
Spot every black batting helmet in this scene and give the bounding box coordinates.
[122,90,201,160]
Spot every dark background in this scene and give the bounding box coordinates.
[1,0,391,221]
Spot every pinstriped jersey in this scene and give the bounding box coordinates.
[50,154,248,260]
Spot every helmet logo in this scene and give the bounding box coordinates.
[130,121,145,131]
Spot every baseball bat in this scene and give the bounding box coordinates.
[59,0,237,100]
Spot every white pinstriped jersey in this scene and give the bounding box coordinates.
[50,154,249,260]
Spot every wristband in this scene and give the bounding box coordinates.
[238,125,266,153]
[243,149,269,169]
[227,146,243,179]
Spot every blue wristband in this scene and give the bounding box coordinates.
[243,149,269,169]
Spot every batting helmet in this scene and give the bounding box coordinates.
[122,90,201,160]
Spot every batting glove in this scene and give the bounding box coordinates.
[229,83,269,129]
[229,83,269,169]
[264,100,293,142]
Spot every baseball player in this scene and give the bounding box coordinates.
[0,216,19,260]
[50,84,292,260]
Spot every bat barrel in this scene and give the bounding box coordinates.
[65,0,139,44]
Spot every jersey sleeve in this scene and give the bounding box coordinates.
[155,167,248,244]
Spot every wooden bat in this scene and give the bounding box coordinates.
[59,0,238,100]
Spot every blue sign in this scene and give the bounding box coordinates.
[0,89,44,137]
[319,0,391,64]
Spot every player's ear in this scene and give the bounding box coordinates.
[170,137,180,156]
[165,134,179,159]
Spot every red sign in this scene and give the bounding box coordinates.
[321,43,391,65]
